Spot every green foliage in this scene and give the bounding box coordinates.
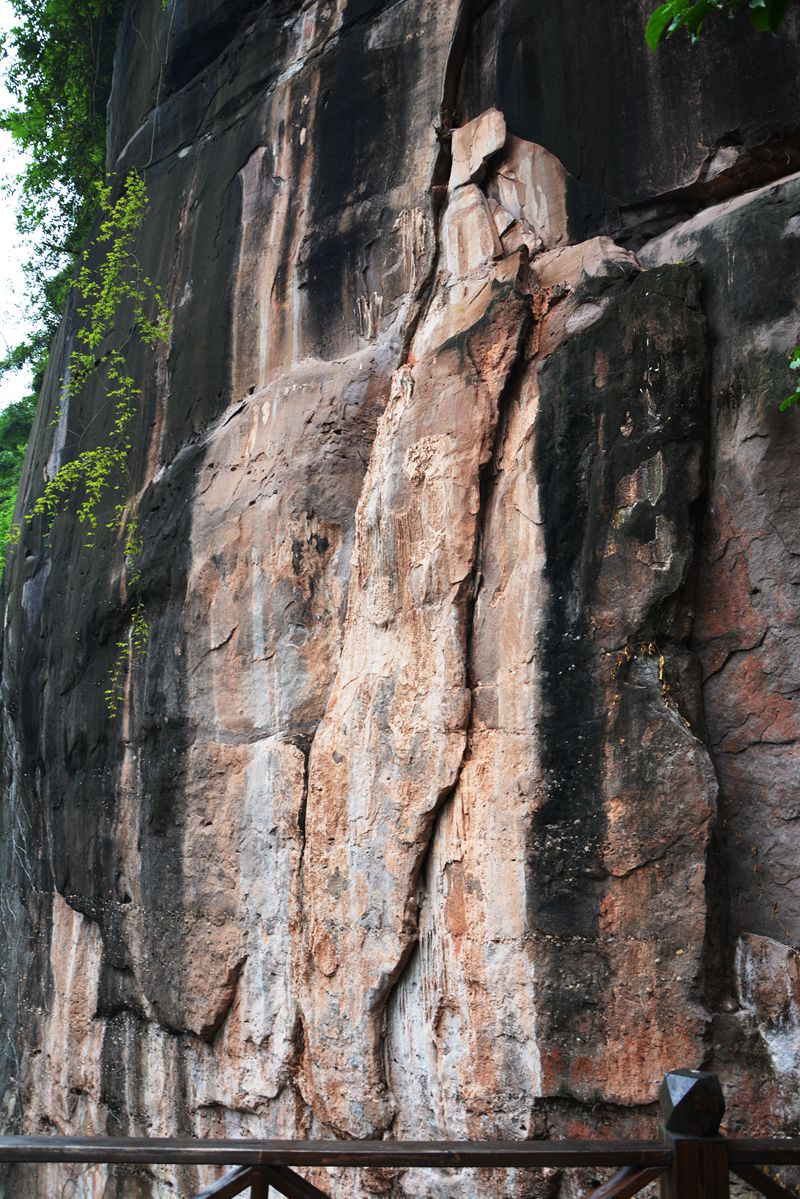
[0,173,167,571]
[4,170,170,716]
[24,169,170,545]
[0,395,36,554]
[26,176,167,540]
[646,0,794,48]
[780,348,800,411]
[1,0,125,356]
[104,597,149,716]
[1,1,123,243]
[75,174,170,357]
[104,517,148,716]
[0,4,174,711]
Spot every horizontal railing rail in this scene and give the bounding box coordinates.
[1,1135,799,1167]
[0,1072,798,1199]
[0,1135,674,1167]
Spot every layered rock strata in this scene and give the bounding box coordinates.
[1,2,800,1197]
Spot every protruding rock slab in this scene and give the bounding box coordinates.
[441,184,503,277]
[449,107,507,189]
[487,137,570,251]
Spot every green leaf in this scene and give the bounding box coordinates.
[646,0,688,49]
[681,0,718,40]
[749,0,790,27]
[645,0,796,43]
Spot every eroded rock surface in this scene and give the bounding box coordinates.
[1,1,800,1196]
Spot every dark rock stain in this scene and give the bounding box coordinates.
[531,339,606,946]
[291,537,304,576]
[164,0,266,95]
[530,265,708,1068]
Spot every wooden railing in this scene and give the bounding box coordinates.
[0,1071,797,1199]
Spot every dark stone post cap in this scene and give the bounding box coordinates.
[659,1069,725,1136]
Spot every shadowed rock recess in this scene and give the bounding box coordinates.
[1,0,799,1195]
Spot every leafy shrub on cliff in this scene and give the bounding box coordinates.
[27,170,170,541]
[16,168,170,711]
[0,0,125,573]
[0,395,35,553]
[0,0,124,393]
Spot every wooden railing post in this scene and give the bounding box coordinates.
[250,1166,269,1198]
[659,1070,729,1199]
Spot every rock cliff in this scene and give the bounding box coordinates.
[1,1,799,1196]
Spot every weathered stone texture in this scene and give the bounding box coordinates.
[640,175,800,1130]
[1,1,800,1195]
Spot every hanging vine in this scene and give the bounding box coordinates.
[7,169,171,713]
[25,171,170,541]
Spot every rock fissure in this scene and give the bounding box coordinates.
[396,0,478,364]
[717,737,798,756]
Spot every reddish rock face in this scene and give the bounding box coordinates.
[1,2,800,1196]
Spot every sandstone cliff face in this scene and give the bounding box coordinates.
[1,2,799,1196]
